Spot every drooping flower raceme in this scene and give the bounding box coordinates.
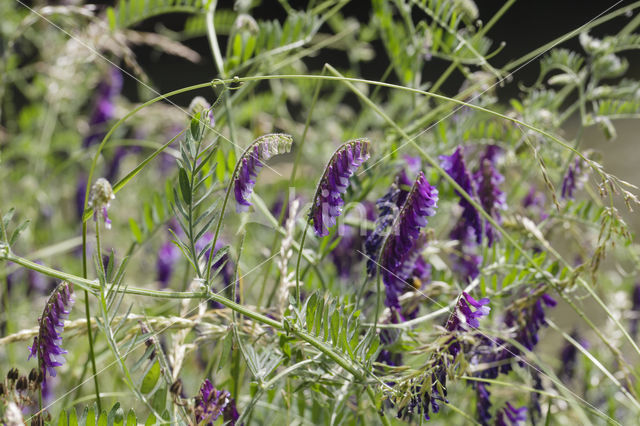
[28,282,75,381]
[473,146,506,246]
[380,172,438,309]
[440,146,482,243]
[310,139,370,237]
[364,166,415,277]
[233,134,293,212]
[88,178,115,229]
[194,379,238,425]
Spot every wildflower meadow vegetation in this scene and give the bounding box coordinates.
[3,0,640,424]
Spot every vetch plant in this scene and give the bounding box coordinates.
[2,1,640,425]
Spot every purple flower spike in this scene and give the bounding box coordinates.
[561,157,587,199]
[311,139,371,237]
[380,172,438,309]
[233,134,293,213]
[194,379,238,425]
[28,282,75,382]
[440,146,482,243]
[83,68,123,147]
[156,241,180,288]
[473,147,506,246]
[631,284,640,337]
[475,382,492,425]
[496,402,527,426]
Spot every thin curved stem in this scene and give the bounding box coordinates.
[294,220,310,307]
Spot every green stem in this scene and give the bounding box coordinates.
[82,220,101,411]
[294,221,310,306]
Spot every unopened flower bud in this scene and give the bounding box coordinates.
[89,178,115,229]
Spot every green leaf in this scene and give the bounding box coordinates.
[97,410,107,426]
[68,408,78,426]
[226,149,236,177]
[107,402,124,426]
[178,168,191,205]
[129,218,143,243]
[10,219,30,245]
[140,361,161,394]
[107,7,116,30]
[144,414,156,426]
[216,148,226,183]
[152,386,167,413]
[58,410,68,426]
[2,207,16,228]
[85,405,96,426]
[126,409,136,426]
[190,116,202,141]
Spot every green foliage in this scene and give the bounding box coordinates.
[107,0,213,30]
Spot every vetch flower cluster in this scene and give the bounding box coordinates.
[310,139,370,237]
[364,167,414,277]
[440,147,482,243]
[380,172,438,310]
[473,146,506,246]
[440,146,506,281]
[233,134,293,212]
[28,282,75,382]
[474,292,556,380]
[561,157,587,199]
[194,379,238,425]
[83,68,122,147]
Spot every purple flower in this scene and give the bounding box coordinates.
[558,330,586,381]
[156,241,180,288]
[522,187,548,221]
[446,292,491,333]
[475,292,556,380]
[75,176,87,220]
[495,402,527,426]
[28,282,75,382]
[561,157,586,199]
[473,146,506,246]
[234,134,293,212]
[450,224,482,281]
[380,172,438,309]
[631,284,640,338]
[440,147,482,243]
[365,183,403,277]
[475,382,492,426]
[83,68,123,147]
[194,379,236,425]
[28,261,55,295]
[444,292,490,358]
[195,233,234,284]
[311,139,370,237]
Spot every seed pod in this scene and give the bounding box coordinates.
[7,367,19,381]
[16,376,28,392]
[170,378,183,396]
[28,368,38,384]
